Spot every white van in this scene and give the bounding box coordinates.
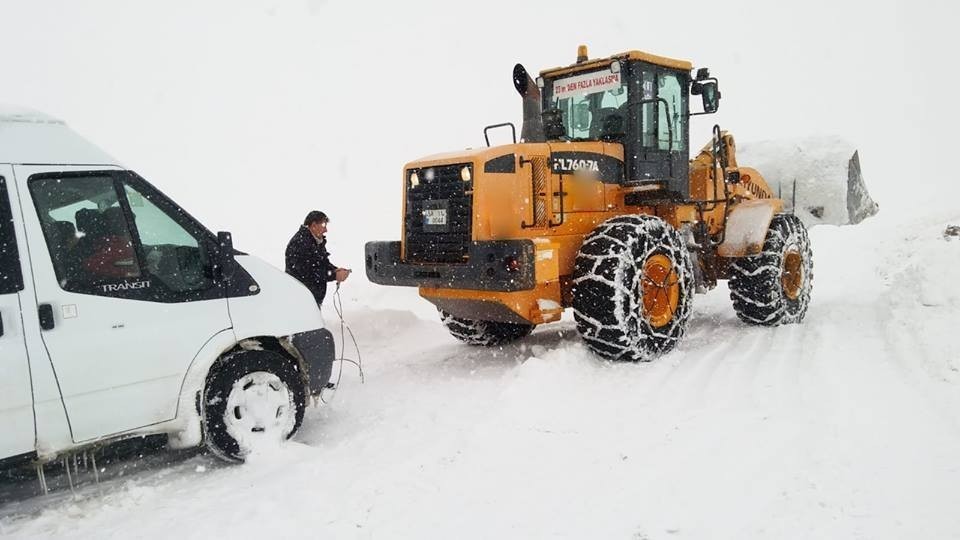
[0,107,334,466]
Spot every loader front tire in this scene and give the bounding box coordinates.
[439,310,534,346]
[573,215,695,362]
[728,213,813,325]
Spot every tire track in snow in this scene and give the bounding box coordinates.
[648,289,766,412]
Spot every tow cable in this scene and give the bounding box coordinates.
[319,281,364,404]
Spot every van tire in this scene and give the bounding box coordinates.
[572,215,695,361]
[203,350,306,462]
[439,310,534,346]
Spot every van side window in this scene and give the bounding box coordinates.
[122,183,213,293]
[29,175,143,290]
[0,177,24,294]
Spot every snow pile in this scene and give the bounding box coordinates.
[881,219,960,384]
[885,220,960,308]
[738,137,878,227]
[914,234,960,308]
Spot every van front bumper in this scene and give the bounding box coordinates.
[290,328,335,395]
[364,240,536,292]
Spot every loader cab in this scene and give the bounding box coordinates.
[541,51,699,198]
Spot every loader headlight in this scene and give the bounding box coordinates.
[460,166,472,182]
[409,171,420,188]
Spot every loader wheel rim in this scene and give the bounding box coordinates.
[641,254,681,328]
[782,248,804,301]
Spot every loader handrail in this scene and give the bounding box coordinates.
[483,122,517,147]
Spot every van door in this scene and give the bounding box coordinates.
[0,170,36,459]
[17,167,232,442]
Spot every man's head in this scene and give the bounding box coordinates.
[304,210,329,240]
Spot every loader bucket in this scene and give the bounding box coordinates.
[845,151,878,225]
[737,137,878,227]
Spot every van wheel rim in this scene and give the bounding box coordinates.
[641,254,680,328]
[782,248,804,300]
[223,371,296,453]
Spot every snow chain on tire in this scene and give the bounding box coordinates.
[728,213,813,325]
[439,310,534,346]
[573,215,695,362]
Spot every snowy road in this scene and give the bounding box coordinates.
[2,216,960,539]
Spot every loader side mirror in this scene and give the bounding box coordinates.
[700,81,720,113]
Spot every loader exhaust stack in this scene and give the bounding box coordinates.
[512,64,545,143]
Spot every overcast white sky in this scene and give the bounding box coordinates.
[2,0,956,273]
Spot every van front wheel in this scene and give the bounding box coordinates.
[203,350,306,462]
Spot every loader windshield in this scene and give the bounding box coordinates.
[547,67,628,141]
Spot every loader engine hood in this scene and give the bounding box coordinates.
[401,142,548,263]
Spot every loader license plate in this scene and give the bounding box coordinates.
[423,208,447,226]
[422,199,450,233]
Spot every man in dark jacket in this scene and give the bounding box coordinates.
[285,210,350,307]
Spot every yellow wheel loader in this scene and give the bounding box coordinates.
[366,46,862,361]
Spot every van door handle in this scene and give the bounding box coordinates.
[0,310,4,337]
[38,304,55,331]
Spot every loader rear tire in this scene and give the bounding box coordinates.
[728,213,813,325]
[439,310,534,346]
[573,215,695,362]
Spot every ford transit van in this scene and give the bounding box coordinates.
[0,106,334,466]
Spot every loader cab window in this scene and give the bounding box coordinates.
[658,72,685,151]
[635,68,686,151]
[640,70,656,147]
[0,177,24,294]
[625,63,691,191]
[546,66,628,141]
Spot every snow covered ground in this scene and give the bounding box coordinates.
[2,211,959,539]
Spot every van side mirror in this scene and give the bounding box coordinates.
[213,231,238,281]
